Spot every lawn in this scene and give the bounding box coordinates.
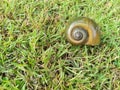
[0,0,120,90]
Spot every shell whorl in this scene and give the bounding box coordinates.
[71,27,88,43]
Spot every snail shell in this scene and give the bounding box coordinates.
[66,17,100,45]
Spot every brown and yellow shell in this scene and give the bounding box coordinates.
[65,17,100,46]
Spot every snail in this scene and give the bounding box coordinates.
[65,17,100,46]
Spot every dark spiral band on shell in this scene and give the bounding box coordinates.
[71,27,88,42]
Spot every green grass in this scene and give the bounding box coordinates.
[0,0,120,90]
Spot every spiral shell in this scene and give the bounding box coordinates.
[65,17,100,45]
